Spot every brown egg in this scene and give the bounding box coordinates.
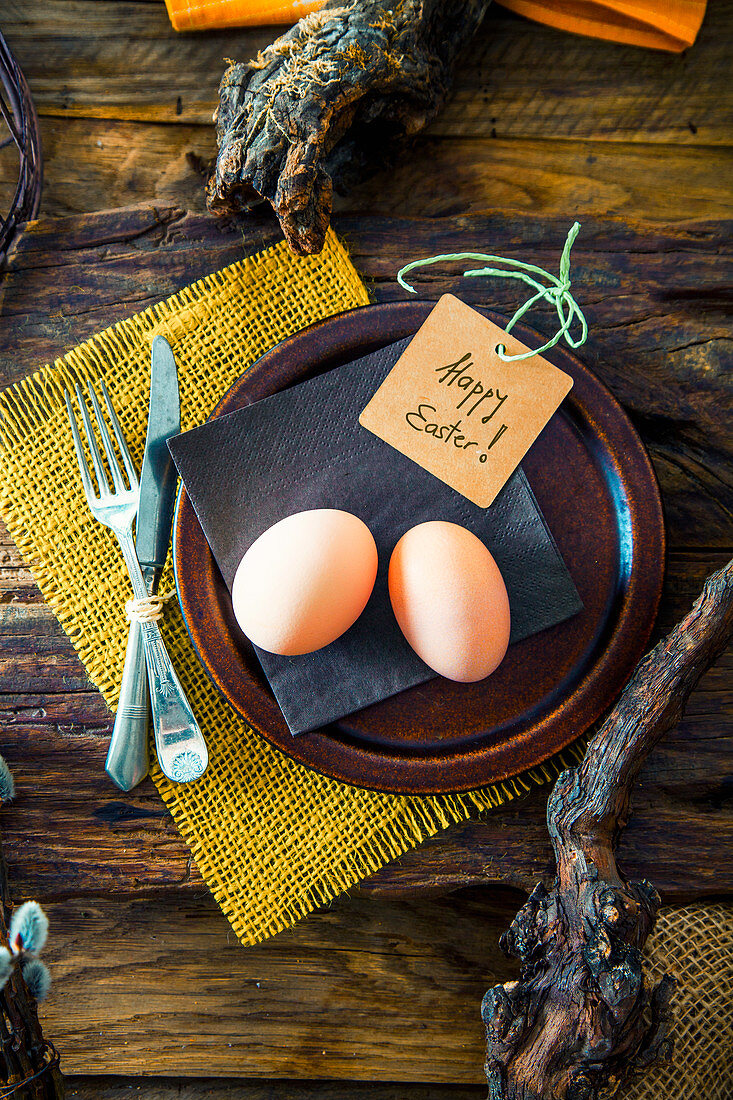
[231,509,378,656]
[388,521,510,682]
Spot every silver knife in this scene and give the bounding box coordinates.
[105,336,182,791]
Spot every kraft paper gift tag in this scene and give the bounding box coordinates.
[360,295,574,509]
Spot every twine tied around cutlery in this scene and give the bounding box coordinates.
[397,221,588,363]
[125,590,176,624]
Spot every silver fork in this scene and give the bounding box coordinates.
[64,380,208,784]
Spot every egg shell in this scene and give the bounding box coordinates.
[388,520,510,683]
[231,509,378,656]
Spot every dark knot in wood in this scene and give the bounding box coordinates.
[483,558,733,1099]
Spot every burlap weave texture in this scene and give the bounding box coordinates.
[0,231,582,945]
[629,903,733,1100]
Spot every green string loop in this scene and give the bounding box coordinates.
[396,222,587,363]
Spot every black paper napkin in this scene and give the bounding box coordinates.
[169,337,583,735]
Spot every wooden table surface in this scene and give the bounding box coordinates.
[1,2,732,1096]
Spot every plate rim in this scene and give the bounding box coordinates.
[173,300,665,794]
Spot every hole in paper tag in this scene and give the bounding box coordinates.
[359,295,574,508]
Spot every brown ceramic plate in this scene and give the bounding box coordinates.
[173,302,664,794]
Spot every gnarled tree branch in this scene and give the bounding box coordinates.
[483,558,733,1100]
[207,0,490,253]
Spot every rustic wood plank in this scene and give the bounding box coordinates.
[65,1077,486,1098]
[4,1,280,125]
[0,118,215,219]
[4,0,732,143]
[434,0,733,145]
[35,887,516,1081]
[338,137,733,224]
[8,116,732,225]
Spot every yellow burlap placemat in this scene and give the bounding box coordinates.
[0,229,581,946]
[629,903,733,1100]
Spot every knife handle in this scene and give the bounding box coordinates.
[106,609,150,792]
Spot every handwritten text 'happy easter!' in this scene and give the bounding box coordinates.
[405,353,508,464]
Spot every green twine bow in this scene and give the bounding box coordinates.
[396,222,588,363]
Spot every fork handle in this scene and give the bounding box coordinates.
[106,616,149,791]
[105,563,158,791]
[116,532,208,784]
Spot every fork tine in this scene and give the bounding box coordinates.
[64,389,97,504]
[99,379,138,489]
[87,381,126,493]
[74,384,110,496]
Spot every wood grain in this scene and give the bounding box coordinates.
[5,0,732,143]
[337,137,733,224]
[37,888,518,1081]
[11,116,732,228]
[65,1080,487,1099]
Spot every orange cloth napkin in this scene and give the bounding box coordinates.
[165,0,706,51]
[165,0,321,29]
[495,0,707,51]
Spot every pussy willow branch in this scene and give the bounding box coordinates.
[0,819,63,1096]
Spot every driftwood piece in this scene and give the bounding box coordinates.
[483,558,733,1100]
[207,0,490,253]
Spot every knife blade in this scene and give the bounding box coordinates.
[136,335,181,572]
[105,336,181,791]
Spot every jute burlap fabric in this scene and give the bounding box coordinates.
[0,230,583,946]
[628,903,733,1100]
